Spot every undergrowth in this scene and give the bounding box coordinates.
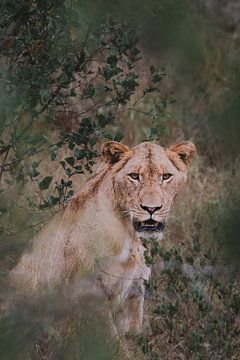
[137,159,240,360]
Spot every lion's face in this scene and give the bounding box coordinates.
[102,141,196,240]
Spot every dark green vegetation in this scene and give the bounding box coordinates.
[0,1,240,359]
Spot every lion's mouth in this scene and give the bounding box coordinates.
[133,219,165,233]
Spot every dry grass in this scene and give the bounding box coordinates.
[136,155,240,360]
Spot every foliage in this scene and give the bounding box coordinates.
[136,161,240,360]
[0,1,165,234]
[0,291,122,360]
[139,240,240,360]
[0,1,240,360]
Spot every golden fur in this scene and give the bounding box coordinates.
[11,140,196,333]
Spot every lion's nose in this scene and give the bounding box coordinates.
[140,204,162,214]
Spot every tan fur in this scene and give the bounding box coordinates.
[11,141,196,333]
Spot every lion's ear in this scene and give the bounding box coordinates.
[101,141,130,164]
[169,141,196,165]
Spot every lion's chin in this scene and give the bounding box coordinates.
[133,218,165,234]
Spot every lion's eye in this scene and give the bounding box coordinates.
[162,173,172,181]
[129,173,139,181]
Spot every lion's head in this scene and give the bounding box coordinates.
[102,140,196,240]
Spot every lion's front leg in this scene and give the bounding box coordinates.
[115,279,145,335]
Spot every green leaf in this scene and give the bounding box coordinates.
[150,65,155,74]
[74,165,83,174]
[103,64,112,80]
[65,156,75,166]
[70,88,76,97]
[57,73,69,85]
[39,176,52,190]
[90,137,97,146]
[85,82,95,97]
[152,74,162,83]
[114,131,124,142]
[104,133,114,140]
[68,142,75,150]
[65,168,72,176]
[60,160,65,169]
[122,74,139,91]
[47,195,59,206]
[67,190,74,198]
[131,47,140,56]
[74,165,82,171]
[107,55,117,67]
[81,117,93,128]
[97,113,109,127]
[148,127,159,140]
[74,148,85,160]
[30,166,40,178]
[51,151,57,161]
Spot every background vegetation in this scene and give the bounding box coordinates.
[0,0,239,359]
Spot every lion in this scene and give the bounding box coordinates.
[11,140,196,334]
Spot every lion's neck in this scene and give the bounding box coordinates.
[65,165,134,259]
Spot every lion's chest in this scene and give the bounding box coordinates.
[96,242,150,305]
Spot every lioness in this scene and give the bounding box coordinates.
[11,140,196,334]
